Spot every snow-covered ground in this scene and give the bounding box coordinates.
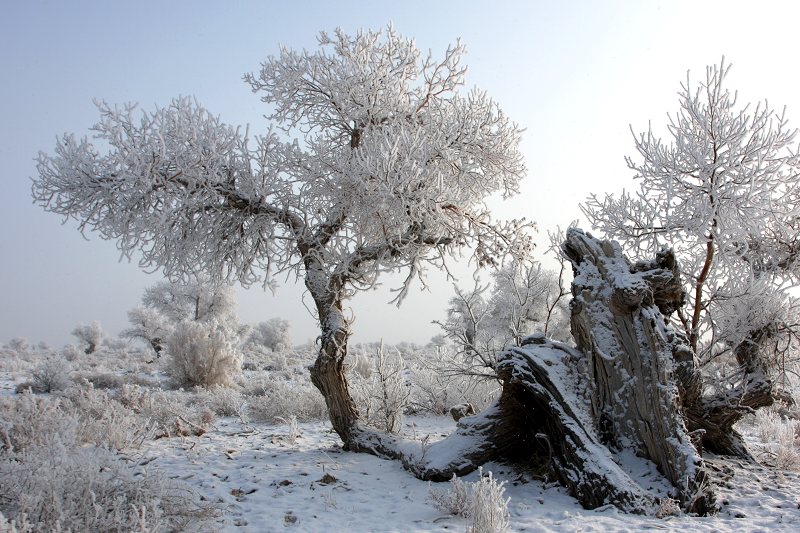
[138,415,800,532]
[2,344,799,532]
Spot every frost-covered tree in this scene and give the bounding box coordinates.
[141,279,240,332]
[71,321,105,354]
[120,306,171,357]
[247,317,292,352]
[583,60,800,372]
[437,259,569,378]
[32,27,531,449]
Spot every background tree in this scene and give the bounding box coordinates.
[436,258,570,379]
[121,307,171,357]
[71,321,105,354]
[32,26,531,449]
[582,60,800,457]
[247,317,292,353]
[140,279,241,332]
[583,59,800,391]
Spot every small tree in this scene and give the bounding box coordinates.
[583,59,800,377]
[32,26,531,449]
[247,317,292,352]
[437,259,569,378]
[71,321,105,354]
[121,306,171,357]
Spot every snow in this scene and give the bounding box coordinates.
[132,414,800,532]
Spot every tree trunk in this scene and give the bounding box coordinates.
[408,336,659,513]
[309,316,361,446]
[682,325,778,458]
[562,228,712,511]
[305,266,362,447]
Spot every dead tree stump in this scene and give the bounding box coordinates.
[563,228,713,512]
[359,228,721,515]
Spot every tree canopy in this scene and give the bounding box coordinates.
[583,60,800,366]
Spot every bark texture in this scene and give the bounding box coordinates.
[562,228,713,512]
[402,337,657,512]
[682,325,779,458]
[309,229,771,515]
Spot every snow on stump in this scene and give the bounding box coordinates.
[449,403,476,422]
[407,229,716,515]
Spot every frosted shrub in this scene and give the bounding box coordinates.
[246,377,327,422]
[165,320,241,388]
[241,344,289,371]
[71,321,105,354]
[0,393,77,453]
[428,474,471,517]
[0,440,214,531]
[119,386,214,438]
[248,318,292,352]
[61,343,82,362]
[753,407,800,470]
[2,386,149,453]
[275,415,301,445]
[348,343,410,434]
[0,392,210,529]
[193,385,247,418]
[75,371,125,389]
[61,383,152,450]
[428,468,510,533]
[467,468,510,533]
[27,357,72,393]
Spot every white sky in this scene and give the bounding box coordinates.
[2,0,800,348]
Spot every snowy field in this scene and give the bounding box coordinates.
[143,415,800,532]
[1,340,799,532]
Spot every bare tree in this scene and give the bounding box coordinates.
[71,321,105,354]
[32,26,531,450]
[582,59,800,454]
[436,259,570,378]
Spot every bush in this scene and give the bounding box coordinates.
[117,385,214,439]
[0,393,76,453]
[192,385,247,418]
[0,389,215,531]
[751,407,800,470]
[71,321,105,354]
[247,318,292,352]
[165,320,241,388]
[27,358,72,393]
[61,383,153,450]
[0,439,215,531]
[467,468,510,533]
[245,377,327,422]
[429,468,510,533]
[76,371,125,390]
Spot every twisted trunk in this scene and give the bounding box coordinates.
[305,264,360,446]
[563,229,713,512]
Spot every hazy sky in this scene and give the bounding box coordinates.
[3,0,800,348]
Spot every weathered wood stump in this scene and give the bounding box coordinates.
[355,228,722,514]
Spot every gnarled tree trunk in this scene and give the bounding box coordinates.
[682,325,781,458]
[562,229,712,510]
[309,229,789,515]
